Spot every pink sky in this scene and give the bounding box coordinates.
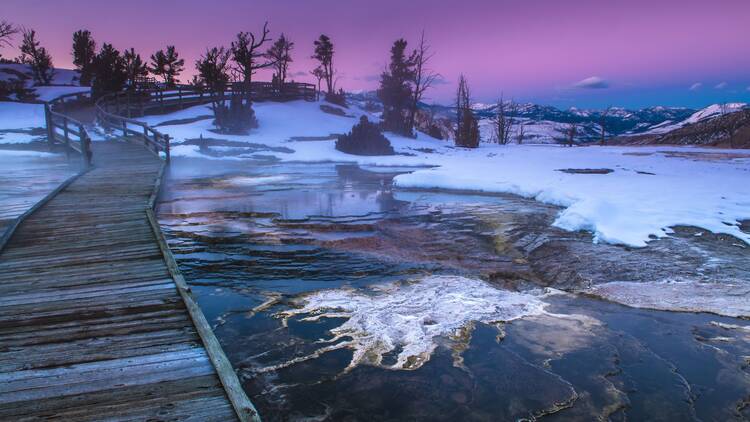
[3,0,750,108]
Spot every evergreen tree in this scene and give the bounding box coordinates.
[266,33,294,87]
[455,74,479,148]
[149,45,184,87]
[377,39,416,136]
[19,29,54,85]
[123,48,148,90]
[312,34,335,94]
[72,30,96,86]
[195,46,231,106]
[91,43,127,98]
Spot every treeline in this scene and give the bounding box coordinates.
[0,18,522,148]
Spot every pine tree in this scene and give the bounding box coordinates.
[149,45,184,87]
[123,48,147,90]
[19,29,54,85]
[195,46,231,106]
[266,33,294,87]
[378,39,416,136]
[91,43,127,98]
[312,34,335,94]
[72,30,96,86]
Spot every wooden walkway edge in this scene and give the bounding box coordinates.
[0,141,260,421]
[146,162,260,421]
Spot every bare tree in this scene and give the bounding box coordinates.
[310,66,324,99]
[599,106,612,146]
[566,123,577,147]
[517,123,525,144]
[231,22,273,88]
[19,29,54,85]
[0,20,19,59]
[408,31,440,132]
[492,95,517,145]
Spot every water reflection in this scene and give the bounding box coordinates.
[158,158,750,421]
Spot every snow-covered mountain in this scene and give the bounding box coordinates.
[349,91,748,144]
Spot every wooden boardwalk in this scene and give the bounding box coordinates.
[0,141,253,421]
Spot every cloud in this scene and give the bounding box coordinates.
[572,76,609,89]
[714,81,728,89]
[354,74,380,82]
[432,75,449,86]
[746,86,750,92]
[290,71,307,77]
[689,82,702,91]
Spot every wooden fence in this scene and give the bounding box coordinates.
[44,80,316,165]
[45,93,93,168]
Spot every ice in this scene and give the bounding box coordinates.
[586,278,750,317]
[276,275,553,372]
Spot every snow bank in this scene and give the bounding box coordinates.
[394,145,750,247]
[33,86,90,102]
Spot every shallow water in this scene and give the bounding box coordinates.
[0,151,77,236]
[158,158,750,421]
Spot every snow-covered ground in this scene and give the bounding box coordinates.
[0,102,46,144]
[144,100,750,248]
[2,98,749,248]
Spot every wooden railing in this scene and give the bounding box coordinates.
[45,80,316,166]
[99,81,317,118]
[96,95,172,162]
[45,93,93,168]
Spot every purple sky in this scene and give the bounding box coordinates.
[3,0,750,109]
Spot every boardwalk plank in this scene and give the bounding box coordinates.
[0,141,242,421]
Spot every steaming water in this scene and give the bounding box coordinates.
[158,158,750,421]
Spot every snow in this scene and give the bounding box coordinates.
[394,145,750,247]
[0,102,45,129]
[112,99,750,248]
[33,86,90,102]
[644,103,747,134]
[275,275,555,372]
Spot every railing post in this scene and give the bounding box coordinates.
[178,86,183,109]
[62,116,71,160]
[164,134,171,164]
[122,120,128,138]
[44,103,54,149]
[81,125,92,168]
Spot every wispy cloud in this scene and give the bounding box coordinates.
[689,82,702,91]
[290,71,307,77]
[714,81,728,89]
[354,74,380,82]
[746,86,750,92]
[572,76,609,89]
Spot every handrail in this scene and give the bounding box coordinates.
[45,93,93,168]
[93,81,316,163]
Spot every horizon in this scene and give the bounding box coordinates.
[3,0,750,109]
